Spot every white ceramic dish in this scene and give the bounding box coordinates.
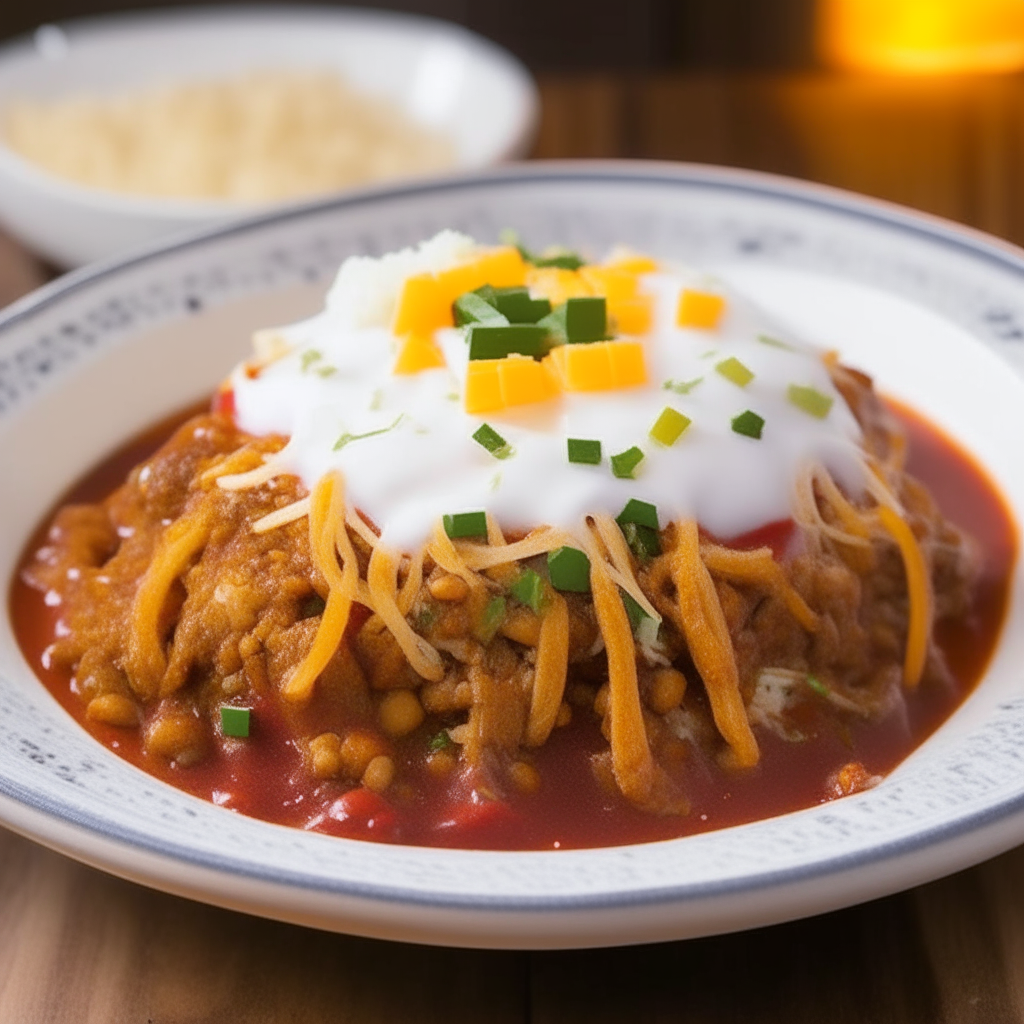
[2,162,1023,950]
[0,6,538,268]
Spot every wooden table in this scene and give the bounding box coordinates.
[3,71,1024,1022]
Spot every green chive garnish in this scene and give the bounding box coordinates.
[533,251,585,270]
[649,407,691,446]
[474,595,507,644]
[300,349,322,372]
[787,384,834,419]
[806,674,830,697]
[443,511,487,539]
[567,438,602,465]
[220,706,250,738]
[511,568,549,614]
[663,377,703,395]
[621,521,661,561]
[547,546,592,593]
[758,333,794,350]
[490,286,551,324]
[731,410,765,439]
[610,446,645,479]
[472,423,513,459]
[621,591,647,631]
[467,324,546,360]
[716,357,755,388]
[565,297,607,343]
[453,291,509,327]
[616,498,659,531]
[333,415,402,451]
[428,730,453,751]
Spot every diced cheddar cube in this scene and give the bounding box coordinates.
[497,354,560,407]
[606,253,659,275]
[525,267,591,306]
[607,340,647,387]
[545,341,648,392]
[609,295,653,336]
[392,274,451,335]
[393,333,446,374]
[579,266,638,303]
[676,289,726,330]
[473,247,527,289]
[464,360,505,414]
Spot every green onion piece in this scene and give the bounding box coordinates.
[416,604,437,630]
[511,568,549,614]
[533,251,585,270]
[299,593,326,619]
[787,384,834,419]
[454,291,509,327]
[621,591,647,631]
[806,674,830,697]
[616,498,659,531]
[443,510,487,539]
[715,357,755,388]
[467,324,546,360]
[300,349,322,372]
[649,406,692,446]
[547,546,592,593]
[663,377,703,395]
[758,333,794,350]
[491,286,552,324]
[474,595,507,644]
[610,446,645,479]
[537,304,567,347]
[428,730,453,751]
[621,521,661,561]
[472,423,513,459]
[567,437,602,465]
[333,415,402,452]
[220,706,251,738]
[731,410,765,440]
[564,296,607,343]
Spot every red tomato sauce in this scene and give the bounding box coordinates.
[7,400,1017,850]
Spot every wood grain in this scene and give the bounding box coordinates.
[3,71,1024,1022]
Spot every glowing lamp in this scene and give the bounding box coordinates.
[818,0,1024,74]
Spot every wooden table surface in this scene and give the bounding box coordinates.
[3,71,1024,1023]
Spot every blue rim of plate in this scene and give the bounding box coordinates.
[2,160,1024,913]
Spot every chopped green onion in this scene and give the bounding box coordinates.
[300,349,322,372]
[416,604,438,630]
[533,251,585,270]
[731,410,765,439]
[474,595,507,644]
[758,333,794,350]
[663,377,703,395]
[467,324,546,360]
[565,297,607,343]
[567,437,602,465]
[491,286,552,324]
[220,706,251,738]
[715,357,755,388]
[616,498,659,531]
[299,593,326,619]
[333,415,402,452]
[511,568,549,614]
[428,730,453,751]
[621,591,647,631]
[443,511,487,539]
[454,291,509,327]
[806,674,830,697]
[649,406,692,446]
[472,423,513,459]
[547,546,592,593]
[787,384,834,419]
[610,446,645,479]
[621,521,661,561]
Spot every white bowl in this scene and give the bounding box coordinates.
[0,6,538,268]
[2,163,1024,949]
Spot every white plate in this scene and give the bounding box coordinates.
[0,6,538,267]
[1,162,1023,949]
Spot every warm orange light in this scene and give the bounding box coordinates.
[818,0,1024,74]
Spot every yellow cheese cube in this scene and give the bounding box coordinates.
[525,267,591,306]
[607,253,659,275]
[393,333,446,374]
[609,295,653,336]
[473,246,527,288]
[676,289,726,330]
[607,340,647,387]
[392,273,451,335]
[579,266,638,303]
[464,360,505,413]
[498,354,560,407]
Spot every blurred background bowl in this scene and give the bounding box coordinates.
[0,5,538,268]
